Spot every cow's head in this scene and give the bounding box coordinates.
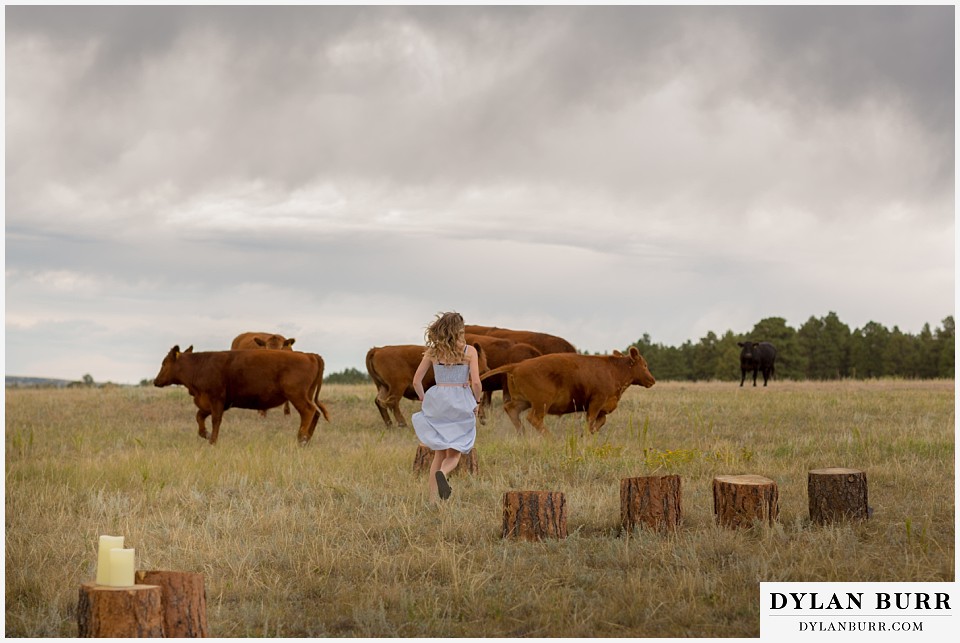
[254,335,296,350]
[153,344,193,387]
[511,342,542,362]
[626,346,656,388]
[737,341,760,364]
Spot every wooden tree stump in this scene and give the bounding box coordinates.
[620,475,682,533]
[136,570,208,637]
[77,582,164,638]
[808,467,869,524]
[712,475,779,528]
[501,491,567,541]
[412,445,478,476]
[413,445,433,472]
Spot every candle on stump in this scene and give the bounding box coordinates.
[106,548,136,587]
[96,535,124,585]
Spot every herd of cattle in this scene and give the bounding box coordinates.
[153,327,776,445]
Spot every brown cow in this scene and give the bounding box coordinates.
[366,342,489,428]
[230,332,296,351]
[465,333,541,410]
[479,347,655,435]
[230,331,296,417]
[464,325,577,355]
[153,345,330,445]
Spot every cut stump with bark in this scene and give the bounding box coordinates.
[620,475,682,533]
[77,582,164,638]
[413,445,478,476]
[712,474,779,528]
[136,570,208,637]
[808,467,869,524]
[501,491,567,541]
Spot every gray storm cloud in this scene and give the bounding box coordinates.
[5,5,953,383]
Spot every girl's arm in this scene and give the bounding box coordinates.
[467,344,483,403]
[412,354,432,401]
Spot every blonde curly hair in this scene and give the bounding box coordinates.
[423,312,467,364]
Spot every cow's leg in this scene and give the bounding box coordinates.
[476,377,503,426]
[587,410,607,433]
[591,412,608,434]
[283,401,291,416]
[740,369,746,387]
[391,398,408,428]
[502,399,529,433]
[587,397,617,434]
[195,409,210,439]
[752,368,759,387]
[762,367,770,387]
[303,386,329,441]
[294,402,318,446]
[257,409,268,419]
[208,402,225,445]
[296,407,317,444]
[305,401,322,440]
[524,405,551,437]
[289,397,318,445]
[495,377,514,426]
[192,394,212,439]
[477,391,492,426]
[373,390,394,427]
[586,405,602,434]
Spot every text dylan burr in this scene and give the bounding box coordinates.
[770,592,951,611]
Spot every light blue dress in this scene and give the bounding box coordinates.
[412,355,477,454]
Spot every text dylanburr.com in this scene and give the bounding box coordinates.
[760,582,956,640]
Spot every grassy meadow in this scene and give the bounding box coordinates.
[4,379,955,637]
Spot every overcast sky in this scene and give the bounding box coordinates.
[5,5,955,384]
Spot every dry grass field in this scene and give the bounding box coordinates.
[4,379,955,637]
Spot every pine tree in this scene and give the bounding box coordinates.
[713,330,742,381]
[796,316,822,379]
[691,331,720,381]
[820,312,851,378]
[916,323,939,378]
[886,326,918,377]
[936,316,955,378]
[850,321,890,378]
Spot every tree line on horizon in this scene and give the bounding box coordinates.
[627,313,955,382]
[117,313,950,387]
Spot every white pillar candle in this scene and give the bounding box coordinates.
[106,548,136,587]
[96,535,124,585]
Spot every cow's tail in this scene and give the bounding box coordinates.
[480,363,516,381]
[312,354,331,422]
[316,400,331,422]
[365,347,388,393]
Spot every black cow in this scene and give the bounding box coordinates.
[738,341,776,387]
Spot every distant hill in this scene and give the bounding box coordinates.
[6,376,75,389]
